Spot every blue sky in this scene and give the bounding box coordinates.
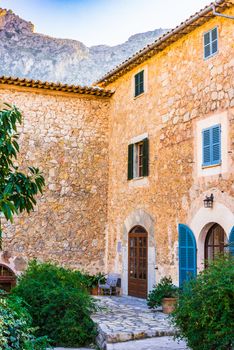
[1,0,211,46]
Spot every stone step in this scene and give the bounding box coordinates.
[106,337,189,350]
[92,296,176,350]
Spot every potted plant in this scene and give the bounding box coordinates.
[147,276,178,314]
[83,272,105,295]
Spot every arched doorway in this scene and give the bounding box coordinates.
[0,264,16,292]
[128,226,147,298]
[205,224,228,266]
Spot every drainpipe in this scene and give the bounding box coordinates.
[212,4,234,19]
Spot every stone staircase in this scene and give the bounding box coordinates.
[92,296,176,350]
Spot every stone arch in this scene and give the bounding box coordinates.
[122,209,156,295]
[189,202,234,272]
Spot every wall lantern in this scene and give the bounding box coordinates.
[203,193,214,208]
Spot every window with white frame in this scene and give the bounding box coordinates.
[204,27,218,59]
[128,138,149,180]
[202,124,221,167]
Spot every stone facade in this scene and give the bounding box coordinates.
[104,7,234,289]
[0,87,110,274]
[0,4,233,294]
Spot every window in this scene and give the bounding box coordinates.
[202,124,221,167]
[204,27,218,59]
[205,224,227,267]
[128,138,149,180]
[134,70,144,97]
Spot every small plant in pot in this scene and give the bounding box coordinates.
[147,276,178,314]
[83,272,105,295]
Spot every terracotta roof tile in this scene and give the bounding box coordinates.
[0,76,114,97]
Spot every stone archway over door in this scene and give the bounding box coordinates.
[128,226,148,298]
[190,202,234,272]
[122,209,156,296]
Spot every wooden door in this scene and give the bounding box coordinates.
[128,226,147,298]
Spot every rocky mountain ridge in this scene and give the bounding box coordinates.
[0,8,168,86]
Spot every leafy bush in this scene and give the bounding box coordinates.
[172,255,234,350]
[147,276,178,309]
[0,294,49,350]
[12,260,97,347]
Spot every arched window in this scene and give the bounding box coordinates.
[0,264,16,293]
[205,224,228,266]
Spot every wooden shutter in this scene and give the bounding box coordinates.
[211,27,218,55]
[128,144,134,180]
[134,74,139,97]
[202,124,221,166]
[202,128,211,166]
[134,71,144,97]
[178,224,197,287]
[142,138,149,177]
[229,226,234,257]
[211,124,221,165]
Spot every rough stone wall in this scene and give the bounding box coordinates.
[0,87,110,274]
[105,8,234,284]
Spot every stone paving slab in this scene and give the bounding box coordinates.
[54,348,93,350]
[92,296,175,349]
[107,337,189,350]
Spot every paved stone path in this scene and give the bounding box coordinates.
[54,336,188,350]
[107,337,189,350]
[92,296,176,349]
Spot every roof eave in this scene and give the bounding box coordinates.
[95,0,231,87]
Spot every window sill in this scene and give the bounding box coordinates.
[128,177,149,188]
[204,50,218,61]
[202,162,221,169]
[133,92,145,100]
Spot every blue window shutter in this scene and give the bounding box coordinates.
[202,129,211,165]
[229,226,234,257]
[202,124,221,166]
[211,125,221,165]
[179,224,197,287]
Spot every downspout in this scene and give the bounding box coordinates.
[212,4,234,19]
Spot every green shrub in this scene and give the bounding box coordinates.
[172,255,234,350]
[12,260,97,347]
[147,276,178,309]
[0,294,49,350]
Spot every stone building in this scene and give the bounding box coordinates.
[0,80,112,291]
[0,0,233,297]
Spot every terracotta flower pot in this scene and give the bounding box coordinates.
[91,286,99,295]
[162,297,177,314]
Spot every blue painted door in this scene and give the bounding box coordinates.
[229,226,234,256]
[178,224,197,287]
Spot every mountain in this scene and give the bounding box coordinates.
[0,8,168,86]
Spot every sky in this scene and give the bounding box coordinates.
[1,0,212,47]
